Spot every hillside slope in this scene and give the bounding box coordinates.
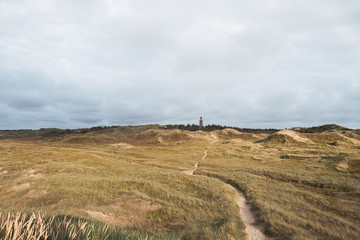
[0,125,359,239]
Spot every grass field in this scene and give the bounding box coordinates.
[0,125,359,239]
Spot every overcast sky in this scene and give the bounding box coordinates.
[0,0,359,129]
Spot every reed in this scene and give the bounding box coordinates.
[0,212,174,240]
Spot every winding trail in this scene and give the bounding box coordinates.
[237,190,272,240]
[184,136,272,240]
[184,150,208,175]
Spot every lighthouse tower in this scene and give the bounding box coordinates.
[199,117,204,128]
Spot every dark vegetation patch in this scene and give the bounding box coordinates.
[279,155,315,160]
[293,124,350,133]
[1,124,355,140]
[0,125,162,139]
[164,124,279,134]
[328,141,338,146]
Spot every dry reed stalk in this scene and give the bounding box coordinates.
[0,212,108,240]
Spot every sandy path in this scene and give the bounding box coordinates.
[184,150,208,175]
[236,191,273,240]
[184,137,272,240]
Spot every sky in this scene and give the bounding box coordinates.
[0,0,359,130]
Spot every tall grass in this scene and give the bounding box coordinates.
[0,212,176,240]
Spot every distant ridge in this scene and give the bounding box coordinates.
[0,124,356,139]
[291,124,350,133]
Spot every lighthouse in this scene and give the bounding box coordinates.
[199,117,204,128]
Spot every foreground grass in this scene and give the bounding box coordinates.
[0,212,178,240]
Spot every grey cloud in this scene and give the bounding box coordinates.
[7,99,45,111]
[0,0,359,129]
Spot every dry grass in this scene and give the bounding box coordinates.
[198,129,360,240]
[0,128,245,239]
[0,212,175,240]
[0,126,359,239]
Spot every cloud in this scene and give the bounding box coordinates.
[0,0,359,129]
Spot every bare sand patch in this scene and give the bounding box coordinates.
[0,167,7,175]
[157,136,165,144]
[277,130,314,143]
[335,132,360,144]
[221,128,242,135]
[183,170,193,175]
[210,132,218,141]
[12,182,31,191]
[110,143,135,148]
[86,210,117,225]
[23,169,44,178]
[338,153,360,171]
[336,160,349,170]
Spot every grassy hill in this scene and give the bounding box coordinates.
[0,125,359,239]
